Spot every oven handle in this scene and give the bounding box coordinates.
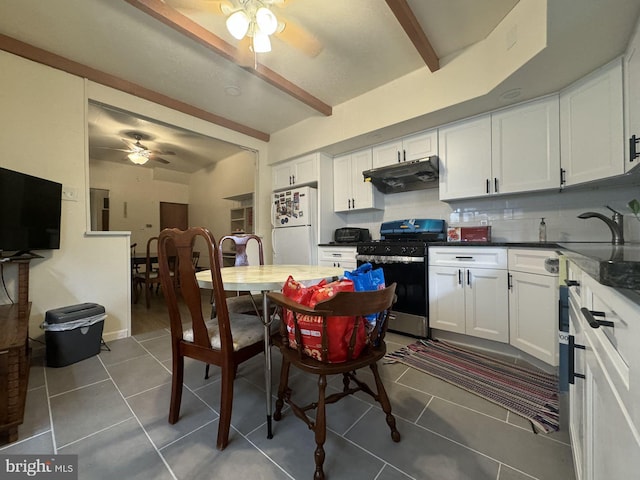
[356,254,425,264]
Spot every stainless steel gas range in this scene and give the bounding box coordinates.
[356,219,446,338]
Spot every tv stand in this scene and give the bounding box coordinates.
[0,256,32,445]
[9,251,42,259]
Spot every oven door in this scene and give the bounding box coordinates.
[357,255,428,338]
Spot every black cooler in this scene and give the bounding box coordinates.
[42,303,107,367]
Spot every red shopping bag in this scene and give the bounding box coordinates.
[281,276,367,363]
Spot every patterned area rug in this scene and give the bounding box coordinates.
[385,339,559,433]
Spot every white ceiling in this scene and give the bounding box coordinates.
[1,0,640,172]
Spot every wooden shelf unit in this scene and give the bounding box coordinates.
[0,257,32,445]
[225,193,254,234]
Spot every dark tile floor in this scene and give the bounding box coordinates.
[1,299,576,480]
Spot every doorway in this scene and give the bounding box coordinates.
[89,188,110,231]
[160,202,188,230]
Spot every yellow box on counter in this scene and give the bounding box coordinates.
[447,226,491,242]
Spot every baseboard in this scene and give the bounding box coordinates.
[103,329,128,342]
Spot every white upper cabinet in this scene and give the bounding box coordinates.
[492,95,561,194]
[438,115,492,200]
[333,149,382,212]
[372,130,438,168]
[560,58,624,186]
[272,153,319,191]
[439,96,561,201]
[625,20,640,172]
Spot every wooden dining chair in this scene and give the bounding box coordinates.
[132,236,161,308]
[157,227,267,450]
[217,234,265,315]
[204,234,266,379]
[267,283,401,480]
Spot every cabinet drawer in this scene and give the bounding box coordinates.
[318,247,356,267]
[581,274,633,391]
[318,247,356,261]
[428,247,507,268]
[508,249,559,275]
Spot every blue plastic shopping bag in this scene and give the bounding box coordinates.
[344,263,385,330]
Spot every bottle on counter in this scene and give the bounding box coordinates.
[539,217,547,242]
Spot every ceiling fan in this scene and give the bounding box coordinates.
[169,0,322,62]
[100,133,175,165]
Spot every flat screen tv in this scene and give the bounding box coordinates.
[0,167,62,255]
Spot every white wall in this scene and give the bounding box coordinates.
[89,159,190,247]
[189,149,256,265]
[0,51,130,339]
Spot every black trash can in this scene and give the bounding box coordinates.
[42,303,107,367]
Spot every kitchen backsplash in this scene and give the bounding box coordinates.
[343,182,640,243]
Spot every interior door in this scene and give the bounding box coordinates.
[160,202,188,231]
[160,202,188,260]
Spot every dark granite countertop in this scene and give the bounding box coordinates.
[557,243,640,290]
[428,241,561,248]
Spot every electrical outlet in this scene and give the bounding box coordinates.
[62,186,79,202]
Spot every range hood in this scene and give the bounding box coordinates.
[362,156,439,194]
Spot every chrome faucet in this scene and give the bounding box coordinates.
[577,206,624,245]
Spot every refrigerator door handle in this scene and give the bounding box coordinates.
[271,228,277,257]
[270,200,276,228]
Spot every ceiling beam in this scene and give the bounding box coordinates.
[0,33,270,142]
[385,0,440,72]
[123,0,333,116]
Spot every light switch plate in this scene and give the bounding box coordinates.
[62,186,79,201]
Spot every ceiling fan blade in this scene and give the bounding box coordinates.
[95,146,132,152]
[150,149,177,156]
[276,17,323,57]
[151,157,171,165]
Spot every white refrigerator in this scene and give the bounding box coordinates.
[272,186,318,265]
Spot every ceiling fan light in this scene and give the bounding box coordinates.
[255,7,278,36]
[226,10,250,40]
[252,31,271,53]
[128,152,149,165]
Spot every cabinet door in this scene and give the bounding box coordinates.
[292,153,318,186]
[438,115,492,200]
[350,149,375,210]
[372,140,402,168]
[272,162,293,190]
[465,267,509,342]
[333,154,352,212]
[569,299,587,480]
[492,96,560,194]
[585,345,640,480]
[625,22,640,172]
[508,271,559,365]
[560,59,624,186]
[428,266,466,334]
[403,130,438,162]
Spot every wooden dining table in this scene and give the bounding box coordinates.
[195,264,343,439]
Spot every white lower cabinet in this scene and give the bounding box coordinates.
[317,246,357,270]
[568,261,640,480]
[429,248,508,342]
[508,249,559,366]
